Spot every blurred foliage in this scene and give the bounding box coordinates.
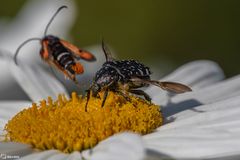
[1,0,240,77]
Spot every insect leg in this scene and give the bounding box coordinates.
[116,90,131,102]
[100,80,116,107]
[116,90,137,107]
[101,89,109,107]
[129,89,151,102]
[85,89,91,112]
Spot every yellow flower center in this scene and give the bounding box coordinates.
[5,91,163,153]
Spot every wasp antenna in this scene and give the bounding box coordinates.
[101,39,114,62]
[14,38,41,65]
[44,5,68,36]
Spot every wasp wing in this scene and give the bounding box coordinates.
[60,39,96,61]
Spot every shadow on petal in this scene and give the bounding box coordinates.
[145,149,175,160]
[163,98,203,118]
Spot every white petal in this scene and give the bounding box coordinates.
[19,150,69,160]
[0,142,33,159]
[86,132,145,160]
[19,133,144,160]
[145,128,240,159]
[144,79,240,158]
[162,60,224,88]
[20,150,86,160]
[67,151,84,160]
[10,60,69,102]
[146,60,225,106]
[162,75,240,117]
[0,49,20,96]
[158,96,240,131]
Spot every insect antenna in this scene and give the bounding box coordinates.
[44,5,68,36]
[101,39,114,62]
[14,38,42,65]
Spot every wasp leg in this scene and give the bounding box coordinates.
[129,89,152,102]
[85,89,91,112]
[101,89,109,107]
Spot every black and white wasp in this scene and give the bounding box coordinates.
[85,41,192,110]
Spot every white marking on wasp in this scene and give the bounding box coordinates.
[64,60,72,69]
[57,52,70,61]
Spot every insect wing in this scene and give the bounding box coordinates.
[130,77,192,93]
[60,39,96,61]
[157,81,192,93]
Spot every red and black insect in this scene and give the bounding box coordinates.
[85,41,192,110]
[14,6,96,83]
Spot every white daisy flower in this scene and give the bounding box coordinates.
[1,1,240,160]
[3,54,240,160]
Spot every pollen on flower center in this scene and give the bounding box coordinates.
[4,91,163,153]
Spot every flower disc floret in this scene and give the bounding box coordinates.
[5,91,163,152]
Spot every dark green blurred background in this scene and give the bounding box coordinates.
[1,0,240,77]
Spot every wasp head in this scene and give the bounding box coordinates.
[43,35,59,45]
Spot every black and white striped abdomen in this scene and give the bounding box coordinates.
[49,41,75,70]
[57,52,74,68]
